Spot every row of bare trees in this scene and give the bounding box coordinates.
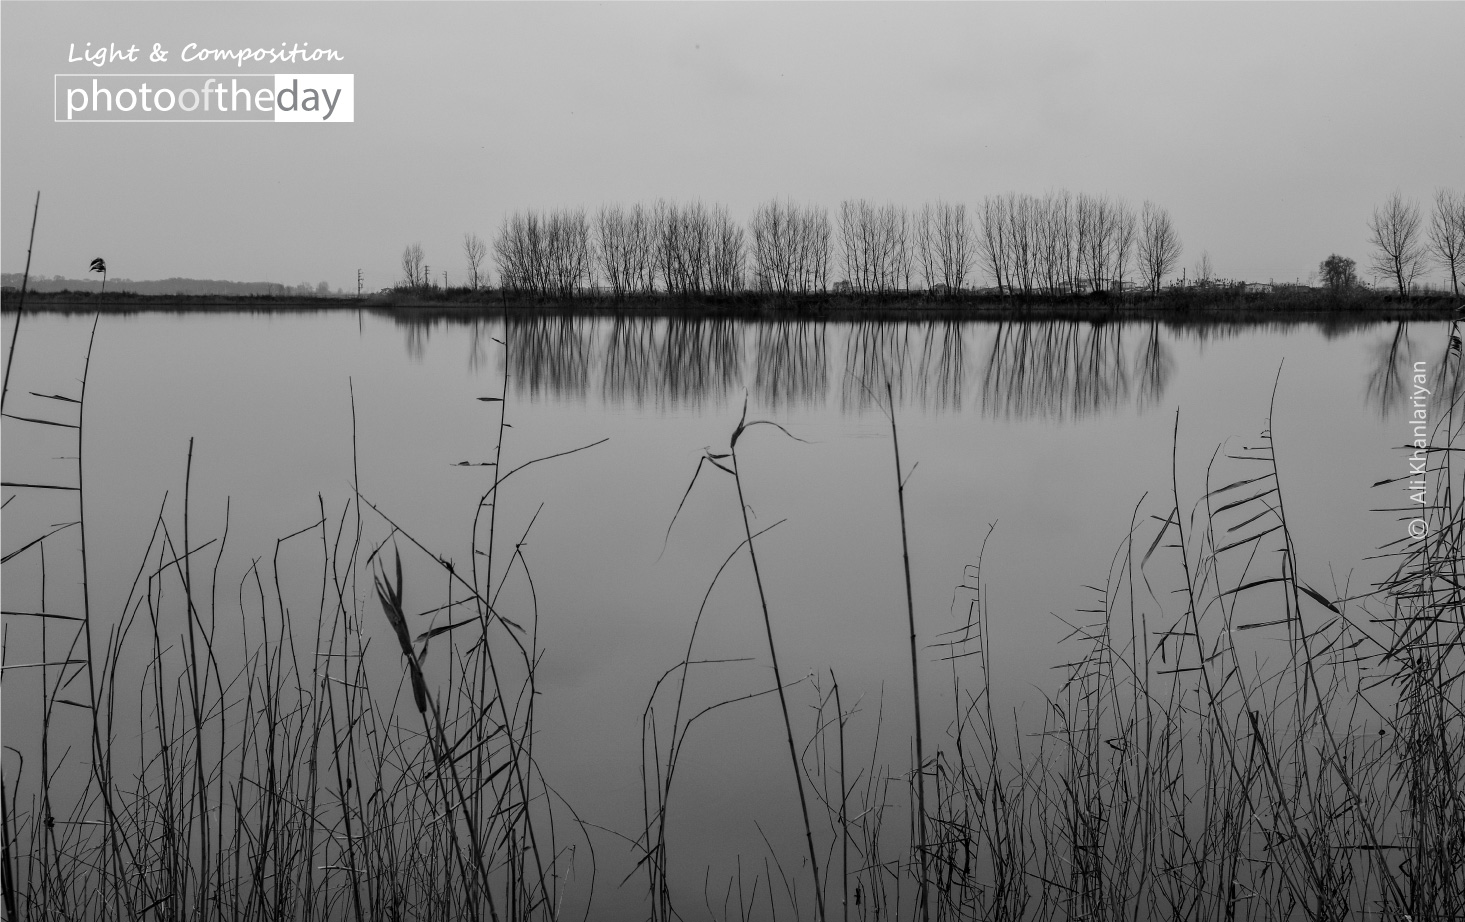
[433,193,1189,297]
[493,209,594,297]
[748,200,831,294]
[975,192,1178,297]
[837,201,913,292]
[488,202,749,297]
[1369,190,1465,296]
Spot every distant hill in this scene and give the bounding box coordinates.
[1,274,346,297]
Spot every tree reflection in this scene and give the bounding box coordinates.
[842,321,911,411]
[660,317,742,408]
[914,321,966,411]
[1434,326,1465,410]
[401,319,430,361]
[754,321,828,410]
[980,322,1133,420]
[394,315,1198,417]
[467,318,494,375]
[1365,323,1414,418]
[508,314,593,402]
[1133,321,1173,411]
[602,315,660,406]
[1363,321,1465,419]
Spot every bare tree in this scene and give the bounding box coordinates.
[1193,251,1213,286]
[463,232,487,289]
[656,200,717,295]
[1006,192,1038,297]
[1369,191,1426,296]
[706,205,745,294]
[1064,190,1087,292]
[978,195,1012,295]
[751,199,830,294]
[597,203,659,295]
[494,209,591,296]
[1428,188,1464,295]
[494,212,540,292]
[917,201,974,291]
[629,204,658,293]
[1035,192,1069,295]
[1079,193,1120,293]
[1137,202,1182,294]
[595,204,634,297]
[1110,201,1138,292]
[401,242,425,288]
[839,201,913,293]
[546,208,592,297]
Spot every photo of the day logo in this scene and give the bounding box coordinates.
[56,74,353,122]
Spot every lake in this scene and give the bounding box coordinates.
[0,309,1454,920]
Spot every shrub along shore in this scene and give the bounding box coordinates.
[3,285,1461,324]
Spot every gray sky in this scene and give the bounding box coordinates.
[3,1,1462,291]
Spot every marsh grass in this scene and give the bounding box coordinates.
[1,316,597,921]
[643,324,1465,921]
[3,314,1464,921]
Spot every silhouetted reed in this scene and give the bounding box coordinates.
[1,320,595,921]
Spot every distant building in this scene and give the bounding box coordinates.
[1052,279,1105,296]
[832,280,853,294]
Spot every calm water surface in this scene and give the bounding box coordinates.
[0,311,1447,917]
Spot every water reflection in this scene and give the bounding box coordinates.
[377,315,1432,420]
[401,318,431,361]
[1365,323,1415,418]
[509,315,594,401]
[468,319,494,374]
[602,315,660,406]
[754,321,828,410]
[661,317,741,408]
[981,322,1131,421]
[1134,321,1173,411]
[1436,329,1465,410]
[842,321,911,411]
[915,322,967,411]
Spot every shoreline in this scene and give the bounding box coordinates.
[3,287,1460,324]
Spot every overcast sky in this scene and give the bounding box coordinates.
[3,1,1462,291]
